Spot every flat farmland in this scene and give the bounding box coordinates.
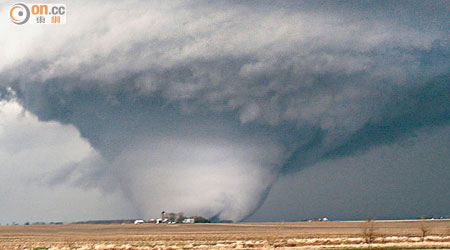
[1,220,450,250]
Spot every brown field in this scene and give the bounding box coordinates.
[1,220,450,250]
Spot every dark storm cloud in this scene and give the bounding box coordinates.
[0,0,449,221]
[283,73,450,173]
[249,124,450,221]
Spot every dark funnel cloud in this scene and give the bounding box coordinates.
[0,0,449,221]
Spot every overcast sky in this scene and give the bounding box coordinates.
[0,0,449,224]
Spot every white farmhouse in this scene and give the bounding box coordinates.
[183,218,195,224]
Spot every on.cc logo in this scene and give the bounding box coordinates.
[10,3,30,25]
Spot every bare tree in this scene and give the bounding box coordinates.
[362,216,376,243]
[177,212,185,223]
[167,212,177,222]
[418,220,430,241]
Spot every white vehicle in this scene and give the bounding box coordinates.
[134,220,145,224]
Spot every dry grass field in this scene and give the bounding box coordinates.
[1,220,450,250]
